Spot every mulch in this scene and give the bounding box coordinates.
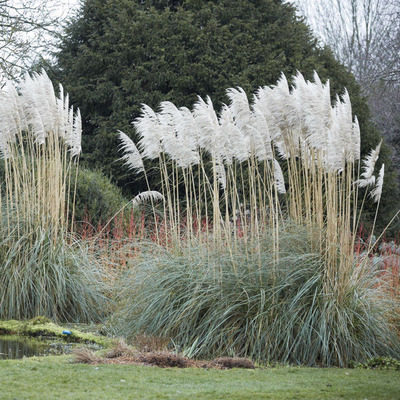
[75,350,255,369]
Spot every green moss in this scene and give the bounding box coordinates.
[0,319,112,348]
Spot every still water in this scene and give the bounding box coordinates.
[0,335,55,359]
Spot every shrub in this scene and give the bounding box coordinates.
[71,166,128,229]
[113,226,400,367]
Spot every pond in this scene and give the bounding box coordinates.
[0,335,73,360]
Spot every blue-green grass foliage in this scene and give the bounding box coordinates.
[114,226,400,366]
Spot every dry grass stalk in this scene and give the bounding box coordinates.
[72,347,102,364]
[103,338,134,359]
[133,334,170,353]
[212,357,255,369]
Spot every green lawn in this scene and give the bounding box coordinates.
[0,356,399,400]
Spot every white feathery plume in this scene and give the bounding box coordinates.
[273,73,299,134]
[69,109,82,157]
[134,104,163,160]
[227,87,274,161]
[226,87,253,134]
[251,105,273,160]
[35,70,59,132]
[60,93,81,158]
[361,140,382,180]
[193,95,220,155]
[214,156,227,191]
[335,90,354,162]
[351,116,361,161]
[118,130,144,173]
[19,72,46,144]
[292,71,331,152]
[161,102,198,152]
[0,82,20,158]
[56,83,65,136]
[158,102,199,168]
[357,175,376,188]
[270,74,301,159]
[67,106,74,148]
[273,158,286,194]
[132,191,165,208]
[219,104,249,163]
[178,106,200,150]
[254,85,291,159]
[312,70,333,127]
[57,84,72,140]
[369,164,384,203]
[326,117,345,172]
[254,86,282,143]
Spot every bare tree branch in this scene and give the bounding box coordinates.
[0,0,73,81]
[292,0,400,174]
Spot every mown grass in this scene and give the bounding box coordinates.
[0,356,399,399]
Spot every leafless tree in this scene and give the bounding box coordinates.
[292,0,400,171]
[0,0,71,82]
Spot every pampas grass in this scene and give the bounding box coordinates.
[118,70,383,265]
[0,70,81,237]
[0,213,109,321]
[114,226,399,366]
[115,71,399,365]
[0,71,108,322]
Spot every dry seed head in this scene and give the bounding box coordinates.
[132,191,165,208]
[361,140,382,180]
[369,164,384,203]
[135,104,163,160]
[273,159,286,194]
[118,130,144,173]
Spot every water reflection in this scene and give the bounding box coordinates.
[0,335,48,359]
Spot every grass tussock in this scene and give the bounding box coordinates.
[0,71,111,322]
[114,226,400,367]
[103,339,134,359]
[0,217,109,322]
[72,348,102,364]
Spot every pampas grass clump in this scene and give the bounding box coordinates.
[0,71,109,322]
[0,212,109,322]
[115,71,399,365]
[114,226,400,366]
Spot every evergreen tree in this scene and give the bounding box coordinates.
[53,0,398,232]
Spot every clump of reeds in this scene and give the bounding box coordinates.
[115,226,400,366]
[0,70,81,237]
[0,71,108,322]
[116,71,399,366]
[119,71,385,263]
